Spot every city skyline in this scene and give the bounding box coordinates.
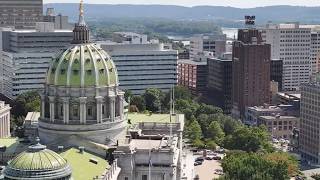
[43,0,320,8]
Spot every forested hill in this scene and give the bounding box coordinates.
[44,4,320,24]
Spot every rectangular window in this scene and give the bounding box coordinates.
[73,107,78,117]
[102,105,105,114]
[142,175,148,180]
[88,107,92,116]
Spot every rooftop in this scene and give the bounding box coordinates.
[130,139,166,150]
[128,113,178,125]
[259,115,298,120]
[60,148,109,180]
[178,59,207,65]
[0,138,27,154]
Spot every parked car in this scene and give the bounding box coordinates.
[194,161,202,166]
[195,157,204,162]
[213,156,222,160]
[205,156,213,160]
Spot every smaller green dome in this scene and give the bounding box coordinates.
[8,146,67,171]
[46,43,119,88]
[4,139,72,180]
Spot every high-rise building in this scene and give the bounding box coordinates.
[0,0,43,29]
[271,59,283,91]
[190,34,226,60]
[300,78,320,164]
[311,31,320,78]
[43,8,73,30]
[207,53,233,114]
[232,29,271,119]
[0,101,11,138]
[101,43,178,95]
[177,59,208,95]
[263,23,311,91]
[0,23,72,98]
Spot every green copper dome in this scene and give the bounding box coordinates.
[46,43,119,87]
[4,139,72,179]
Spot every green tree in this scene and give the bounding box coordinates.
[223,126,272,152]
[11,91,40,118]
[196,103,223,116]
[184,116,202,142]
[221,151,297,180]
[208,121,225,144]
[130,96,145,112]
[124,90,133,102]
[144,88,163,112]
[312,174,320,180]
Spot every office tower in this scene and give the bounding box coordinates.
[232,29,271,119]
[43,8,73,30]
[311,31,320,77]
[0,101,11,138]
[177,59,208,95]
[190,34,226,59]
[207,53,233,114]
[0,23,72,98]
[263,23,311,91]
[101,43,178,95]
[0,0,43,29]
[300,77,320,164]
[271,59,283,91]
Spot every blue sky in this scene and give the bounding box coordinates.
[44,0,320,8]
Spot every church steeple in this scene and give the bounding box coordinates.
[72,0,90,44]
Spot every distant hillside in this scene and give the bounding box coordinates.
[44,4,320,25]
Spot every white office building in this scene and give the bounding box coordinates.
[0,101,11,138]
[190,34,226,60]
[0,23,72,98]
[263,23,311,91]
[101,43,178,95]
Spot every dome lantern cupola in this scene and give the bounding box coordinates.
[72,0,90,44]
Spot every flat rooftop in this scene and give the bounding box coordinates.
[130,139,166,150]
[128,113,178,124]
[259,116,298,120]
[60,148,109,180]
[0,138,28,154]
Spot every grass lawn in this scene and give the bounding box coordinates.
[128,113,177,125]
[60,148,109,180]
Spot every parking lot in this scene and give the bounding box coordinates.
[194,157,222,180]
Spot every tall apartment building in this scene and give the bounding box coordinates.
[271,59,283,91]
[300,78,320,164]
[101,43,178,95]
[232,29,271,119]
[0,0,43,29]
[263,23,311,91]
[207,53,233,114]
[177,59,208,95]
[190,34,226,60]
[0,101,11,138]
[0,23,72,98]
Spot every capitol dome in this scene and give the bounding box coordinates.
[3,138,72,180]
[46,43,118,87]
[38,0,126,151]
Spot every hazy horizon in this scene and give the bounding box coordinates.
[43,0,320,8]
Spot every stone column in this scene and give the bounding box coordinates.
[49,96,55,123]
[118,94,124,120]
[40,94,45,119]
[96,96,104,123]
[79,97,87,124]
[109,96,115,122]
[62,97,70,124]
